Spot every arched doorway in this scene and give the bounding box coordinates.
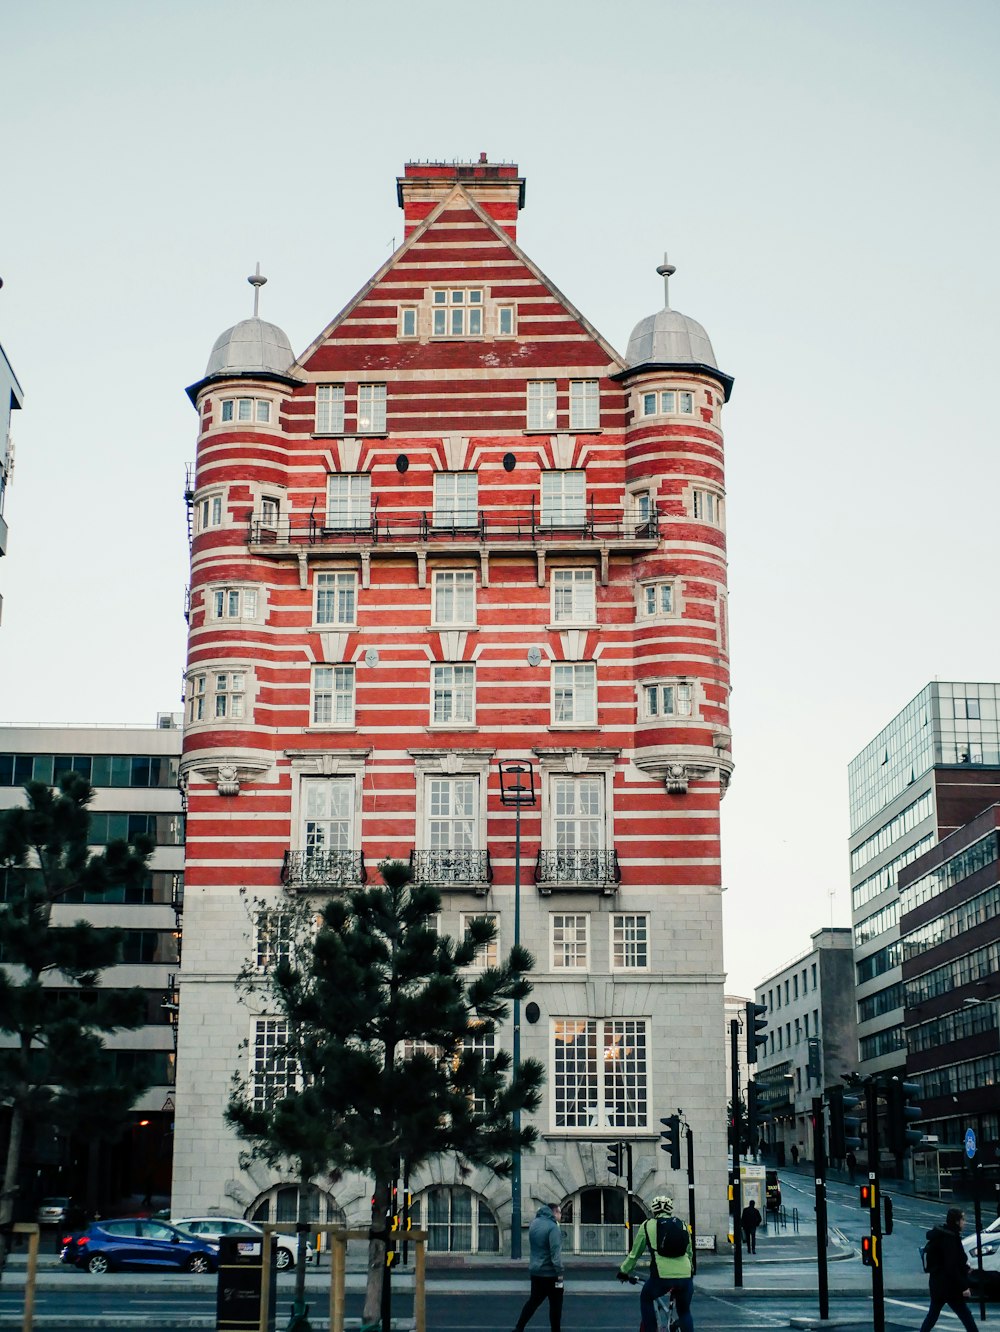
[248,1182,344,1227]
[413,1185,500,1254]
[561,1187,647,1254]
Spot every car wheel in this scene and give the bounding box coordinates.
[87,1253,111,1275]
[275,1246,293,1271]
[187,1253,213,1274]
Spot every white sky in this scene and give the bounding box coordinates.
[1,0,998,997]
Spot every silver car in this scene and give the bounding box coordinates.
[36,1197,71,1226]
[171,1217,313,1271]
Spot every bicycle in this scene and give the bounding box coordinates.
[620,1272,681,1332]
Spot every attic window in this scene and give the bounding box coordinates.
[432,289,483,337]
[221,396,272,424]
[641,390,694,417]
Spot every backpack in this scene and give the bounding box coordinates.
[651,1216,688,1258]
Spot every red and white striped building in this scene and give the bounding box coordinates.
[172,158,735,1248]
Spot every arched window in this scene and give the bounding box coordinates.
[414,1185,500,1254]
[561,1187,648,1254]
[249,1183,344,1228]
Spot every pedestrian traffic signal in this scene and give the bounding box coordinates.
[861,1234,879,1267]
[859,1184,874,1209]
[607,1142,624,1176]
[886,1077,923,1155]
[745,1002,768,1065]
[660,1115,681,1170]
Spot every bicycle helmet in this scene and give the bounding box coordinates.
[649,1195,674,1216]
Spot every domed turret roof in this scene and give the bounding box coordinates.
[619,257,732,400]
[204,317,294,378]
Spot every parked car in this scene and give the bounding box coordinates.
[964,1215,1000,1287]
[36,1197,71,1226]
[171,1217,313,1271]
[60,1219,218,1274]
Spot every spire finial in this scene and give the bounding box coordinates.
[248,262,267,317]
[656,252,676,309]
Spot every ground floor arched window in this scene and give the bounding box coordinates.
[249,1183,344,1227]
[414,1185,500,1254]
[560,1186,648,1254]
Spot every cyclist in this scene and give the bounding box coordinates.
[617,1196,694,1332]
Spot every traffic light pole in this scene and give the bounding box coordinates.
[811,1096,829,1322]
[729,1019,743,1289]
[686,1119,697,1276]
[625,1142,634,1250]
[865,1080,885,1332]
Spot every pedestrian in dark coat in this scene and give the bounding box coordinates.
[919,1209,979,1332]
[513,1203,564,1332]
[741,1201,762,1254]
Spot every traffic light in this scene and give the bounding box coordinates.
[745,1002,768,1065]
[886,1078,923,1155]
[883,1195,894,1236]
[660,1115,681,1170]
[607,1142,624,1176]
[806,1037,821,1084]
[861,1234,879,1267]
[828,1087,846,1159]
[859,1184,874,1209]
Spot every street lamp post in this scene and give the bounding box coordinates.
[498,757,537,1261]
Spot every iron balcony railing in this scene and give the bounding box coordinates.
[534,849,621,891]
[246,499,661,549]
[281,849,367,891]
[409,849,493,891]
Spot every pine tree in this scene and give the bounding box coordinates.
[0,773,155,1278]
[227,859,544,1328]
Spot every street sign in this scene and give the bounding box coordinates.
[965,1128,977,1160]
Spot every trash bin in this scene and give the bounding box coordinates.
[216,1232,277,1332]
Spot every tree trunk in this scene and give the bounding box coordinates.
[0,1101,25,1282]
[361,1178,388,1326]
[294,1178,309,1309]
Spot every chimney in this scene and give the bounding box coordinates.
[396,157,526,241]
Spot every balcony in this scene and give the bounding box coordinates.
[534,849,621,894]
[281,849,367,891]
[409,849,492,893]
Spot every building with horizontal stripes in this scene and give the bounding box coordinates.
[171,158,736,1247]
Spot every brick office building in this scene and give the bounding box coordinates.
[171,159,736,1248]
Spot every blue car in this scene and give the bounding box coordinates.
[61,1219,219,1274]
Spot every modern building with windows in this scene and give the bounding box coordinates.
[171,158,736,1248]
[752,928,856,1166]
[849,683,1000,1084]
[0,328,24,624]
[0,717,183,1211]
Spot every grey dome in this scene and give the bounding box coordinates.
[204,317,294,378]
[625,307,718,371]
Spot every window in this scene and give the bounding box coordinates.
[641,389,694,417]
[303,777,353,857]
[418,1186,499,1254]
[431,288,483,337]
[793,976,799,1000]
[252,1018,294,1112]
[187,669,248,723]
[552,662,597,725]
[316,384,345,434]
[552,1018,648,1129]
[551,913,589,969]
[553,774,603,853]
[552,568,595,624]
[433,472,478,528]
[527,380,557,430]
[357,383,387,433]
[642,582,675,616]
[315,572,357,626]
[427,777,477,851]
[692,489,722,523]
[611,914,648,970]
[312,665,355,726]
[433,570,476,626]
[255,907,293,971]
[220,396,271,424]
[541,470,586,527]
[956,696,981,719]
[569,380,599,430]
[260,495,280,527]
[199,494,223,530]
[400,307,418,338]
[326,473,371,529]
[211,586,259,621]
[431,664,475,726]
[461,913,498,969]
[642,682,693,718]
[497,305,516,336]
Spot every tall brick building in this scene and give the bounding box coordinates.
[172,158,735,1248]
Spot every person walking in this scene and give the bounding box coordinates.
[740,1200,762,1254]
[919,1208,980,1332]
[513,1202,564,1332]
[617,1196,694,1332]
[790,1143,799,1167]
[845,1150,857,1185]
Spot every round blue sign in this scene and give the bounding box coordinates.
[965,1128,977,1159]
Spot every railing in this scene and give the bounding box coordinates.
[247,500,661,548]
[534,849,621,890]
[281,849,367,890]
[409,849,492,890]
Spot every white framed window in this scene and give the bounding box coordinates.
[552,1018,649,1129]
[461,912,498,969]
[211,586,259,621]
[315,571,357,626]
[552,775,604,852]
[552,568,595,625]
[221,396,272,424]
[642,681,694,718]
[252,1017,294,1112]
[541,470,586,527]
[427,776,478,851]
[611,914,649,970]
[569,380,600,430]
[642,582,675,617]
[316,384,346,434]
[185,668,249,723]
[433,569,476,626]
[641,389,694,417]
[431,288,483,337]
[326,473,371,529]
[552,662,596,725]
[213,670,247,719]
[497,305,516,336]
[399,307,418,338]
[692,489,722,524]
[433,472,478,528]
[255,907,293,971]
[302,776,354,856]
[551,913,589,970]
[260,495,280,527]
[431,664,475,726]
[357,383,387,433]
[312,665,355,726]
[527,380,557,430]
[199,493,224,530]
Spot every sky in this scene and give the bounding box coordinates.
[1,0,998,998]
